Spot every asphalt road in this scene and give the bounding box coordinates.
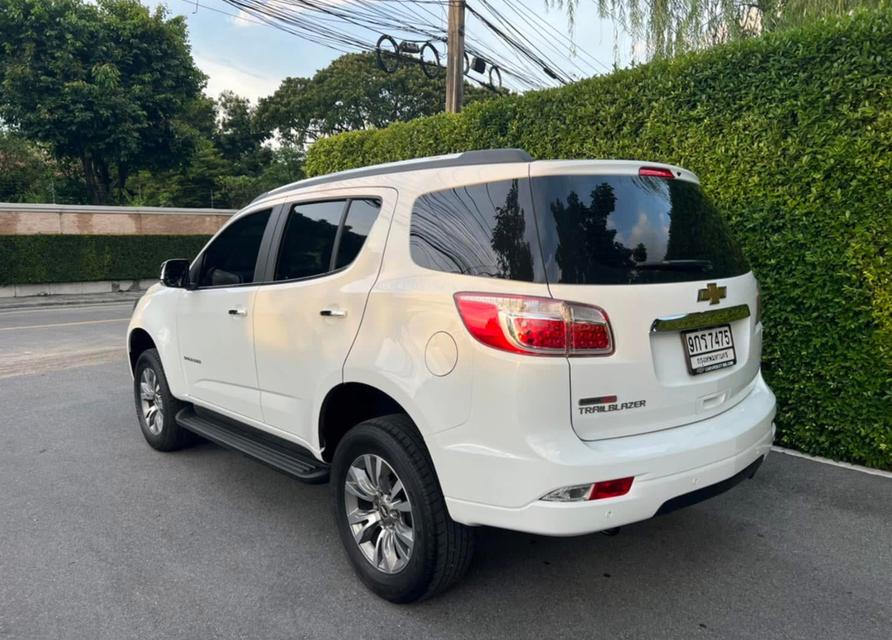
[0,303,890,640]
[0,302,132,378]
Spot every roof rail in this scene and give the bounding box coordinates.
[254,148,532,203]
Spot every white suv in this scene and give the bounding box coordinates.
[127,149,776,602]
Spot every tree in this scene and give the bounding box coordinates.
[257,52,496,144]
[214,91,273,175]
[548,0,887,58]
[0,0,206,203]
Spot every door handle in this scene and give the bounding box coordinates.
[228,307,247,316]
[320,308,347,318]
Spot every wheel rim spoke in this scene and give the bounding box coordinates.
[345,466,377,501]
[388,478,404,501]
[394,521,414,549]
[353,514,381,545]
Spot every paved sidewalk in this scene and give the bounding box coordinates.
[0,289,145,311]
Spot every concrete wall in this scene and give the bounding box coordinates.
[0,203,235,236]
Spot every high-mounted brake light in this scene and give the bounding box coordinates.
[454,293,614,356]
[639,166,675,179]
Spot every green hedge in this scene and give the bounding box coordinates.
[306,11,892,469]
[0,235,210,285]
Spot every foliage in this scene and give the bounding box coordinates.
[548,0,888,58]
[0,0,206,204]
[0,131,54,202]
[306,11,892,468]
[0,130,91,204]
[257,52,496,145]
[0,235,209,285]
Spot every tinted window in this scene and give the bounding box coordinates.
[410,179,544,282]
[532,175,750,285]
[334,198,380,269]
[275,200,346,280]
[198,209,271,287]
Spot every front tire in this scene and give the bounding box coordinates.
[133,349,192,451]
[331,415,475,602]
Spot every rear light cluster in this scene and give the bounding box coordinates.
[541,477,634,502]
[454,293,614,356]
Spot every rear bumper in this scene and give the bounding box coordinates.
[440,373,776,536]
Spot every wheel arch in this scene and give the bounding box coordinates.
[128,327,156,374]
[318,382,425,462]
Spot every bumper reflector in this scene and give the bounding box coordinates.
[541,477,634,502]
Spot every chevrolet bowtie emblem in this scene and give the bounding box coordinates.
[697,282,727,305]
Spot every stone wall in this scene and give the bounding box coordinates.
[0,203,235,236]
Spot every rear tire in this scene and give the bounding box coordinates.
[133,349,193,451]
[331,414,475,602]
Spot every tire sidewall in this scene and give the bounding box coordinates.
[332,425,435,602]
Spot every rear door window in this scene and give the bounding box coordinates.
[531,175,749,284]
[409,178,545,282]
[275,200,347,281]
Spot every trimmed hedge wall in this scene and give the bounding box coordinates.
[0,235,210,285]
[305,12,892,468]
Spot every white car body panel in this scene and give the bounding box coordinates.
[252,187,397,449]
[128,156,775,536]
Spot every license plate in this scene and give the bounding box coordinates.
[681,325,736,375]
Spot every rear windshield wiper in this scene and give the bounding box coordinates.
[633,260,713,272]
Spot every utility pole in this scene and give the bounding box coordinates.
[445,0,465,113]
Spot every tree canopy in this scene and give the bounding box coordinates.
[0,1,499,208]
[257,52,495,145]
[0,0,206,203]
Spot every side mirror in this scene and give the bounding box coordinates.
[160,259,191,289]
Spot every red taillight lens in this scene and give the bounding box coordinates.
[639,166,675,179]
[454,293,613,356]
[589,477,634,500]
[510,316,567,351]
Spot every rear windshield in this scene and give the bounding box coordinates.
[532,175,750,284]
[409,174,749,285]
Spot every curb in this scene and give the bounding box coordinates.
[771,446,892,479]
[0,292,144,311]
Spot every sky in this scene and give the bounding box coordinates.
[143,1,639,103]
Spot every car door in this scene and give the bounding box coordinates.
[252,193,390,448]
[177,207,275,422]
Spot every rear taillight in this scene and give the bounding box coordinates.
[454,293,614,356]
[639,166,675,179]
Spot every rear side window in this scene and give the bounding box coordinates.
[198,209,271,287]
[275,200,346,280]
[410,178,545,282]
[334,198,381,269]
[532,175,750,284]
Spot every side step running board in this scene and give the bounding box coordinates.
[175,407,329,483]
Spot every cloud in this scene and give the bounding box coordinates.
[229,9,259,28]
[195,55,281,102]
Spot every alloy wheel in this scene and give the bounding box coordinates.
[344,454,414,574]
[139,367,164,435]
